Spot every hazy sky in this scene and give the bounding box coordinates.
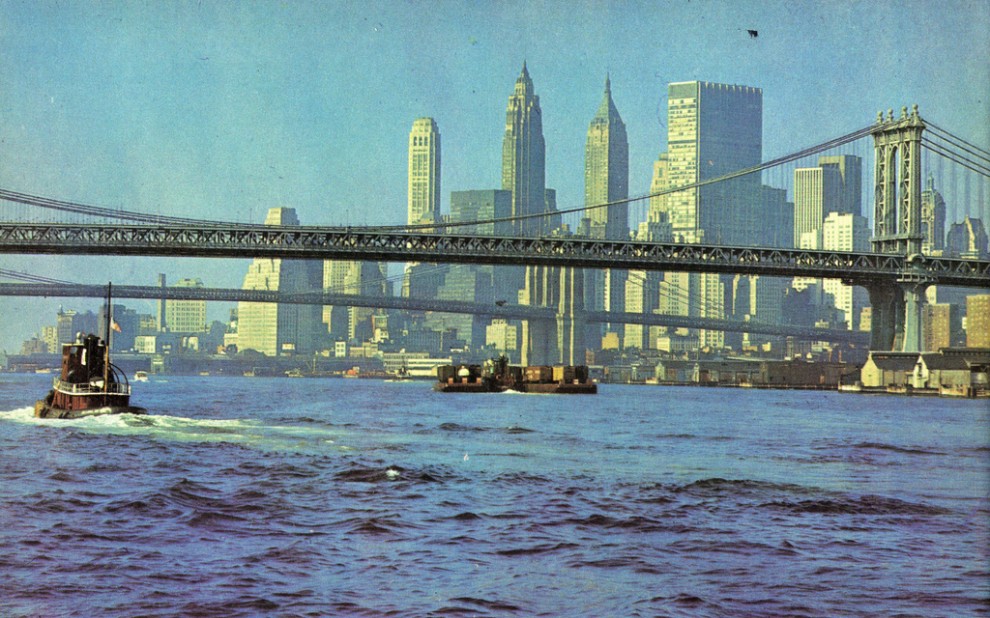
[1,0,988,352]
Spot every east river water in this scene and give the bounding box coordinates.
[0,374,987,617]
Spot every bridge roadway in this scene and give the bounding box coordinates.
[1,223,989,287]
[0,282,868,344]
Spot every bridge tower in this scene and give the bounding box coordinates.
[867,105,928,352]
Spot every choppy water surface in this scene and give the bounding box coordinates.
[1,374,987,617]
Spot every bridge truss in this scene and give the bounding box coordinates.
[0,282,869,344]
[1,223,987,288]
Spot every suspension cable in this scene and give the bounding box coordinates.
[1,123,876,232]
[924,120,990,162]
[922,139,990,178]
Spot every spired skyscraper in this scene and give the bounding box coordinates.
[407,118,441,227]
[502,62,546,238]
[584,76,629,241]
[499,63,581,364]
[584,75,630,345]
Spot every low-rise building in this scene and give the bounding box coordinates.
[861,353,919,388]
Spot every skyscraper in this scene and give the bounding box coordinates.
[407,118,441,227]
[946,216,988,259]
[584,76,630,346]
[794,165,842,247]
[403,118,442,300]
[164,278,207,333]
[794,155,862,247]
[585,76,629,241]
[642,81,762,350]
[817,155,862,215]
[238,207,324,355]
[821,211,870,330]
[664,81,762,245]
[451,190,513,236]
[966,295,990,348]
[921,175,946,255]
[502,62,546,238]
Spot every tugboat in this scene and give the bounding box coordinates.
[34,284,146,419]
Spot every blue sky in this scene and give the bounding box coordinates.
[1,0,988,352]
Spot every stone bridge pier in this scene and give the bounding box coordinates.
[868,106,929,352]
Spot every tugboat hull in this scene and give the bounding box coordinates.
[34,399,148,419]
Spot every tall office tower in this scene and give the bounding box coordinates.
[324,257,389,343]
[624,156,673,350]
[323,259,351,340]
[946,217,989,258]
[731,274,787,349]
[966,295,990,348]
[760,185,793,248]
[817,155,862,215]
[163,278,207,334]
[404,118,441,301]
[407,118,441,227]
[344,261,389,343]
[238,208,324,356]
[665,81,762,245]
[439,190,513,343]
[923,303,959,351]
[822,212,870,329]
[645,82,761,350]
[451,190,513,236]
[486,319,519,360]
[794,155,863,246]
[56,308,78,346]
[585,76,629,240]
[921,176,946,255]
[502,62,546,238]
[793,165,842,246]
[584,76,630,346]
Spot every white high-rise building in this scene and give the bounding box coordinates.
[794,166,842,246]
[822,211,870,329]
[238,208,324,356]
[407,118,441,227]
[164,278,207,333]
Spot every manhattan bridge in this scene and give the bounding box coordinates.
[1,107,988,357]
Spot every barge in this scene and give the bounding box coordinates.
[434,356,597,394]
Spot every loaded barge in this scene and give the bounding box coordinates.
[434,356,597,394]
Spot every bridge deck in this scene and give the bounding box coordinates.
[1,223,988,287]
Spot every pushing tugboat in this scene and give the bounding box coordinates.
[435,356,597,394]
[34,284,146,419]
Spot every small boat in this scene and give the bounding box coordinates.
[385,364,412,382]
[133,371,149,382]
[34,284,146,419]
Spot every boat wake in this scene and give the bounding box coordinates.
[0,406,347,452]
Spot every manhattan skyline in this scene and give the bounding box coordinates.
[1,0,988,352]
